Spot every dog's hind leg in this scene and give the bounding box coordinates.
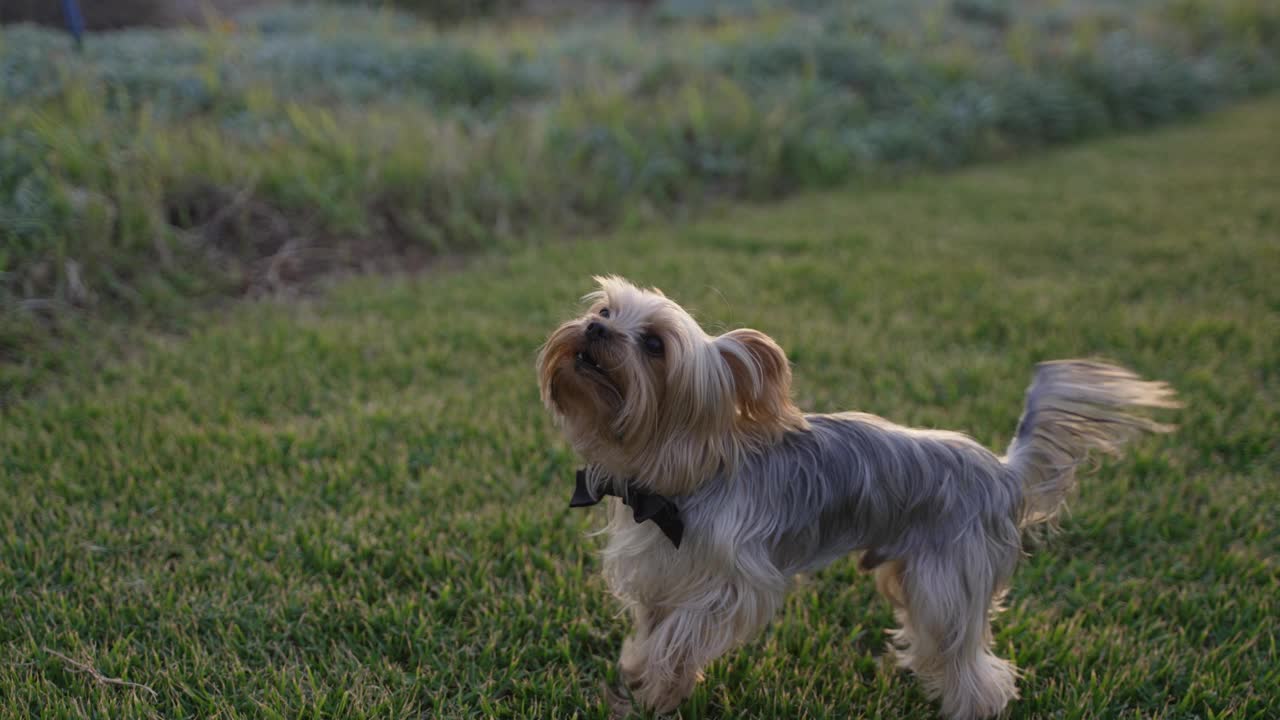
[885,540,1020,720]
[876,559,919,668]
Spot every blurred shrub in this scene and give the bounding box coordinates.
[240,4,422,33]
[0,0,274,29]
[716,37,931,113]
[0,27,546,118]
[0,131,64,255]
[951,0,1011,29]
[2,0,1279,395]
[330,0,522,23]
[1167,0,1280,49]
[249,37,544,106]
[654,0,831,23]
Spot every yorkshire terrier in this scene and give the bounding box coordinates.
[536,276,1177,719]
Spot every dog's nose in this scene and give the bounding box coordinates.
[586,322,609,341]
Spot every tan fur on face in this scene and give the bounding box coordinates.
[536,276,807,496]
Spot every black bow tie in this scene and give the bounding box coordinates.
[569,468,684,548]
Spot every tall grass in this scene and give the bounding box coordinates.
[1,0,1278,398]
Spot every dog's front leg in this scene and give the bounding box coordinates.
[622,579,782,714]
[622,604,707,714]
[619,603,666,692]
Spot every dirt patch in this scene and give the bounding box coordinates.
[163,184,438,299]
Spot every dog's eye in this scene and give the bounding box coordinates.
[599,307,610,318]
[642,334,664,357]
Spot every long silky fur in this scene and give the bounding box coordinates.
[1007,360,1179,528]
[538,278,1177,720]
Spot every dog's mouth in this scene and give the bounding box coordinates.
[573,347,623,395]
[574,348,607,376]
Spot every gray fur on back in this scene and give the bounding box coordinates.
[676,413,1023,578]
[663,360,1177,579]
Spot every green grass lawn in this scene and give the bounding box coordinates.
[2,99,1278,719]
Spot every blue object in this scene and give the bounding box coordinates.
[61,0,86,49]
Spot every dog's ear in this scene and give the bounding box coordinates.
[715,328,803,437]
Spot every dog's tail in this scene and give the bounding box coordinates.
[1005,360,1179,529]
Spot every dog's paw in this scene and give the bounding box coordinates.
[601,679,634,720]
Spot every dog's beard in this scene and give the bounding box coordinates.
[539,320,626,433]
[537,312,674,484]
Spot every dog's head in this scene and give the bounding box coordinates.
[537,276,806,495]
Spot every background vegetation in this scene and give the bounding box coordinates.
[3,0,1279,400]
[1,0,1277,717]
[1,98,1276,718]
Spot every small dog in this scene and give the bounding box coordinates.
[537,276,1177,719]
